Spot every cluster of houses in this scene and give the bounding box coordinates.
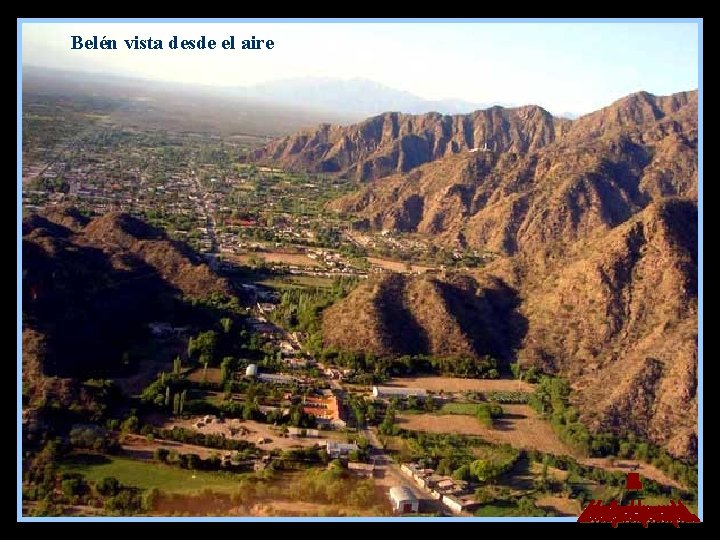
[400,463,478,514]
[317,363,354,380]
[242,366,348,429]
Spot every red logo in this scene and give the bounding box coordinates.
[577,473,700,527]
[625,472,643,491]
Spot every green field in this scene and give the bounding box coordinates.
[60,454,246,494]
[257,275,336,290]
[473,503,530,517]
[437,403,484,415]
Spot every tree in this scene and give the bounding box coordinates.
[524,367,539,383]
[220,317,233,334]
[173,356,182,375]
[154,448,169,463]
[96,477,120,497]
[476,406,493,428]
[518,496,543,516]
[187,454,201,470]
[220,357,235,384]
[452,464,472,481]
[142,488,161,512]
[366,403,376,424]
[121,414,139,434]
[470,459,493,483]
[179,389,187,415]
[188,330,218,364]
[61,477,86,498]
[378,405,396,435]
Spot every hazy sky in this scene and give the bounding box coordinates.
[21,21,700,114]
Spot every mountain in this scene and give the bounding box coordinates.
[22,208,232,384]
[254,105,571,181]
[519,199,697,458]
[326,90,697,255]
[322,272,525,362]
[238,77,495,117]
[313,89,698,459]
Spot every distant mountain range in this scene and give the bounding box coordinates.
[23,67,579,124]
[231,77,514,117]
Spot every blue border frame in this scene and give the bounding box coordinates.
[17,17,703,523]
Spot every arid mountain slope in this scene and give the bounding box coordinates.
[254,106,571,181]
[327,91,697,258]
[322,272,525,363]
[316,90,698,459]
[254,91,694,187]
[519,199,697,457]
[322,199,697,458]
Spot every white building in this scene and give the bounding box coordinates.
[442,495,464,514]
[372,386,428,399]
[324,440,359,459]
[258,373,294,384]
[389,486,419,513]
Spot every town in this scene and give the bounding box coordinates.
[21,88,698,519]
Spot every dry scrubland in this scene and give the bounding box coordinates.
[387,376,535,393]
[396,405,573,456]
[233,251,321,267]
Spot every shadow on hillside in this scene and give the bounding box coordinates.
[435,276,528,370]
[374,274,430,355]
[23,232,185,379]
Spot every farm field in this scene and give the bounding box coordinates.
[387,376,536,393]
[122,433,227,460]
[187,367,223,384]
[535,495,581,516]
[233,251,322,267]
[152,498,390,518]
[146,471,394,517]
[246,500,390,517]
[257,275,336,290]
[396,405,574,456]
[366,257,435,274]
[59,454,245,494]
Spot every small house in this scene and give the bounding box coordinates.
[389,486,419,513]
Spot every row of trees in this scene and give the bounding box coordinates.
[319,351,501,379]
[271,277,357,336]
[529,375,698,493]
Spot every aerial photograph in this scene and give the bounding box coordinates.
[19,19,701,520]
